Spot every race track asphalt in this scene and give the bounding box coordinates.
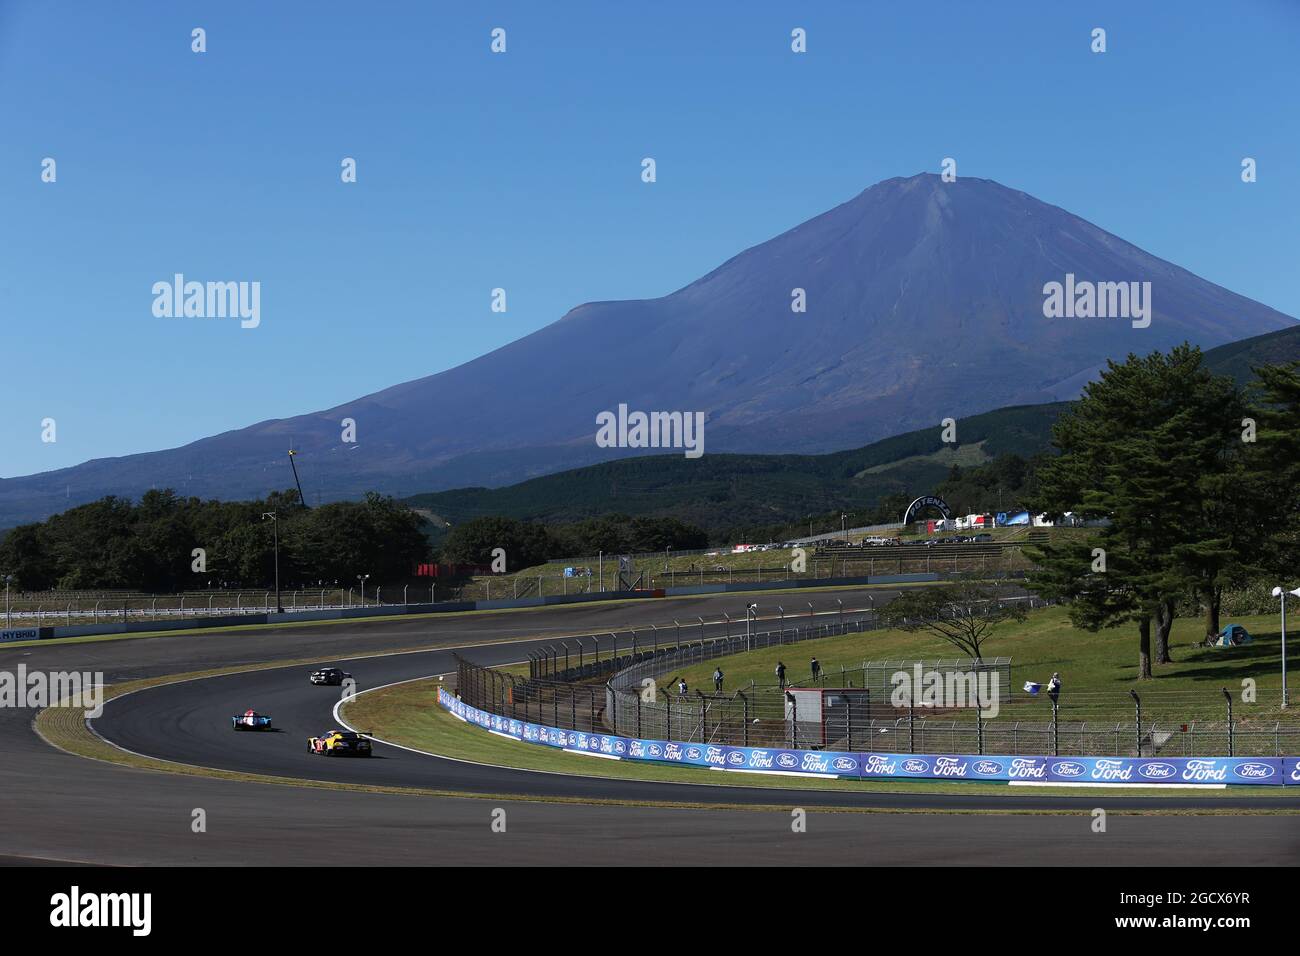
[3,586,1298,866]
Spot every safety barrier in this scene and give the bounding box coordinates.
[438,688,1300,787]
[7,571,936,643]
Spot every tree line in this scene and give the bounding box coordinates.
[0,489,428,592]
[0,495,713,592]
[438,514,709,570]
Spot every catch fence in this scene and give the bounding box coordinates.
[455,593,1300,757]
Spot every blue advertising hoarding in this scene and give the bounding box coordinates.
[439,689,1295,787]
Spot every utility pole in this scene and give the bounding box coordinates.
[262,512,282,613]
[1273,586,1299,708]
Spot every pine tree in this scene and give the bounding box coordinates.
[1028,345,1244,677]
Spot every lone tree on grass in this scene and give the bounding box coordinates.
[875,578,1027,664]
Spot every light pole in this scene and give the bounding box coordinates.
[3,574,12,628]
[357,573,370,606]
[1263,587,1294,707]
[261,512,282,613]
[1222,687,1234,757]
[1129,689,1142,757]
[746,602,758,652]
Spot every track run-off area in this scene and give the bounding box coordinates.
[5,585,1298,866]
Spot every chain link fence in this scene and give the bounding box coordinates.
[454,595,1300,757]
[0,586,428,626]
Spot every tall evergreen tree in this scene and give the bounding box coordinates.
[1028,345,1243,677]
[1252,361,1300,578]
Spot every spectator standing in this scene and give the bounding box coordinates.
[678,677,688,697]
[1046,672,1061,704]
[810,657,821,682]
[775,661,787,689]
[713,667,724,692]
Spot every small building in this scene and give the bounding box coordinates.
[783,686,874,750]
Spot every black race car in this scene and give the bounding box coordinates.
[309,667,351,686]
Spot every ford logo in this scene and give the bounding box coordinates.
[777,754,798,768]
[973,760,1004,775]
[1053,761,1086,777]
[726,752,745,765]
[1234,762,1274,779]
[648,744,663,757]
[1137,762,1176,779]
[901,759,929,773]
[686,747,702,760]
[831,757,856,772]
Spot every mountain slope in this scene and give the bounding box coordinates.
[405,401,1073,532]
[1,173,1294,526]
[404,325,1300,533]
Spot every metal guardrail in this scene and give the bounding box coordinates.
[0,587,419,626]
[494,551,1030,600]
[786,522,906,545]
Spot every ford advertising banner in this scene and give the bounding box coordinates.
[439,689,1297,786]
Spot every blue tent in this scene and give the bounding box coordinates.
[1213,624,1253,647]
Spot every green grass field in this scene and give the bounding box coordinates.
[667,607,1291,725]
[469,526,1094,595]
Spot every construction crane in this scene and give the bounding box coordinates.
[288,448,310,509]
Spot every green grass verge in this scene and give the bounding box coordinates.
[340,677,1300,808]
[672,607,1291,724]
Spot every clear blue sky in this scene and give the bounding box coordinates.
[2,0,1296,479]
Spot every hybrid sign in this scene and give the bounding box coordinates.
[439,689,1297,787]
